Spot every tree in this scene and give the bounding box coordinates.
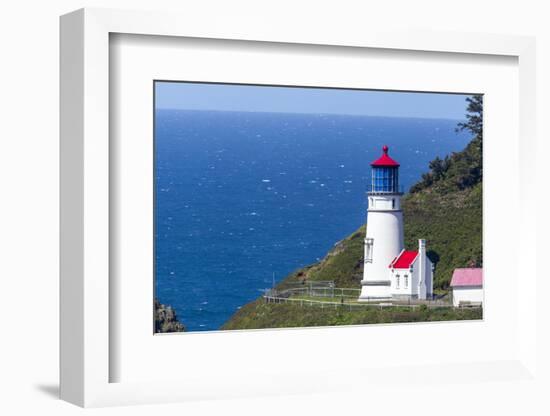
[428,156,450,181]
[410,95,483,194]
[456,95,483,139]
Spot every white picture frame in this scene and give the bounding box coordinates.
[60,7,538,408]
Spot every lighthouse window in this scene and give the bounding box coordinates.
[372,167,399,193]
[364,238,374,263]
[392,199,395,209]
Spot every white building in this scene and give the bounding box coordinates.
[359,146,433,301]
[389,239,433,300]
[450,268,483,307]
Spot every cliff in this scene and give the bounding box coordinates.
[155,299,186,333]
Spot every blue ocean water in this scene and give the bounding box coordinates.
[155,110,470,331]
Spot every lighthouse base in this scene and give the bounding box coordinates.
[358,280,392,301]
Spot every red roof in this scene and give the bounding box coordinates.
[389,250,418,269]
[371,145,400,167]
[450,268,483,287]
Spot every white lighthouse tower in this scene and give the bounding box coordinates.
[359,145,404,300]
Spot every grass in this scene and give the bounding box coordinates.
[221,300,482,330]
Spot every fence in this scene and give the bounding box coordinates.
[262,280,471,310]
[264,295,371,311]
[274,286,361,299]
[265,284,454,309]
[263,294,458,311]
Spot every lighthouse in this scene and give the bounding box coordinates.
[359,145,404,300]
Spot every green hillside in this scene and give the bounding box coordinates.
[222,301,481,331]
[222,97,483,330]
[404,180,482,291]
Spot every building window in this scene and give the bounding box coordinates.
[396,275,400,288]
[404,275,408,288]
[392,198,395,209]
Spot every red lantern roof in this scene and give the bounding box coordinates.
[389,250,418,269]
[371,145,400,167]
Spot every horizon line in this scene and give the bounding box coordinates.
[155,108,466,122]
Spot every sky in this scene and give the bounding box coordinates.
[155,81,473,120]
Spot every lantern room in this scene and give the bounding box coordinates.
[370,145,400,194]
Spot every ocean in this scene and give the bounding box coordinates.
[154,110,471,331]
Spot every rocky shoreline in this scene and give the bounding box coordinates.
[154,299,186,333]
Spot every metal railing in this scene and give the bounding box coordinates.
[263,295,460,311]
[263,281,459,310]
[367,184,405,195]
